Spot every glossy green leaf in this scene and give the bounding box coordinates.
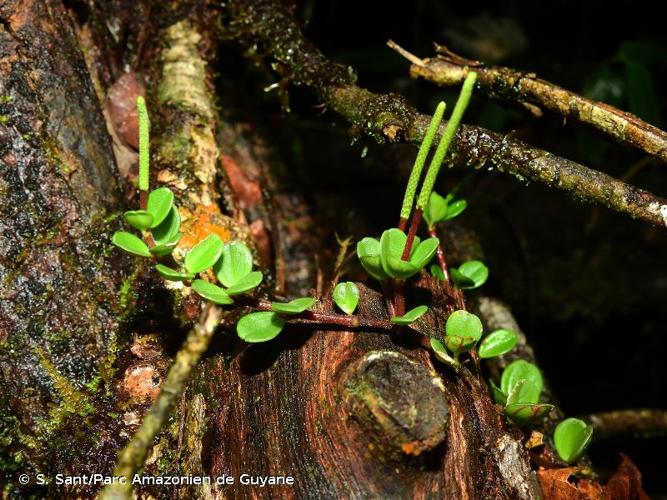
[149,232,182,256]
[444,335,479,354]
[505,403,555,424]
[155,264,194,281]
[332,281,359,315]
[430,337,456,365]
[409,237,439,270]
[478,329,518,359]
[500,360,543,398]
[554,418,594,464]
[123,210,153,230]
[112,231,151,257]
[451,260,488,290]
[191,279,233,305]
[184,234,223,274]
[391,305,428,325]
[445,310,483,342]
[226,271,263,295]
[424,191,467,226]
[146,187,174,228]
[271,297,316,314]
[151,206,180,245]
[214,241,253,288]
[237,312,285,343]
[384,256,420,280]
[380,228,408,277]
[356,237,388,281]
[506,379,541,406]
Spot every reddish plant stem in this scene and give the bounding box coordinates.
[253,300,393,330]
[401,209,422,260]
[429,225,450,281]
[139,190,148,210]
[397,217,408,232]
[394,280,405,317]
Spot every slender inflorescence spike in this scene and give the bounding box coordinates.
[399,101,446,223]
[416,72,477,210]
[136,96,150,192]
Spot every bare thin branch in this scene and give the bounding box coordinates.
[584,409,667,441]
[226,0,667,228]
[395,41,667,164]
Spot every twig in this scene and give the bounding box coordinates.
[584,409,667,441]
[225,0,667,228]
[99,306,222,500]
[391,41,667,165]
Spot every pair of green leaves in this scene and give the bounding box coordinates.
[554,418,593,464]
[491,360,554,424]
[429,260,488,290]
[357,229,439,281]
[112,187,182,257]
[237,297,317,343]
[431,311,518,365]
[423,191,467,227]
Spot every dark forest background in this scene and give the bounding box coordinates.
[218,0,667,493]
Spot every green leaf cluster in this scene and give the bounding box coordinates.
[357,229,438,281]
[113,187,183,258]
[430,311,517,366]
[238,297,316,344]
[450,260,489,289]
[423,191,467,227]
[491,360,555,424]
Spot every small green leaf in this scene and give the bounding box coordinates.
[146,187,174,228]
[271,297,316,314]
[554,418,594,464]
[380,228,410,278]
[155,264,194,281]
[423,191,448,226]
[430,337,456,365]
[430,264,446,281]
[451,260,488,290]
[332,282,359,315]
[191,279,233,305]
[237,312,285,343]
[444,310,482,354]
[489,380,507,405]
[408,237,439,270]
[478,329,518,359]
[424,192,467,226]
[391,305,428,325]
[184,234,224,274]
[112,231,151,257]
[215,242,253,287]
[226,271,263,295]
[357,237,388,281]
[149,233,182,256]
[445,310,483,342]
[505,403,555,424]
[123,210,153,230]
[151,206,180,245]
[501,360,543,398]
[506,379,541,406]
[444,199,467,220]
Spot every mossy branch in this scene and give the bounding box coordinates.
[390,40,667,165]
[99,306,221,500]
[225,0,667,228]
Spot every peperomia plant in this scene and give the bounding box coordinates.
[490,360,555,424]
[112,96,315,343]
[429,310,518,366]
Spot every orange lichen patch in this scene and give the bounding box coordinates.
[525,430,544,449]
[400,441,421,456]
[122,364,161,402]
[178,204,233,248]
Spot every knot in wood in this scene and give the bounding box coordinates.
[344,351,449,457]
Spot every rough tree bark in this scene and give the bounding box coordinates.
[0,1,654,499]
